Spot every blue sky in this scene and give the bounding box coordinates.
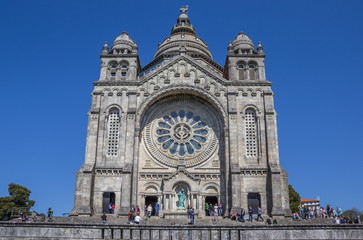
[0,0,362,216]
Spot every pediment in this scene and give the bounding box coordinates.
[139,54,228,87]
[164,169,200,182]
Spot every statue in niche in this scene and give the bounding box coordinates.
[177,189,186,208]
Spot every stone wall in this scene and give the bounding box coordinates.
[1,222,362,240]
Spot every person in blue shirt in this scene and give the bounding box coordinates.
[248,206,253,222]
[155,202,160,217]
[240,208,246,222]
[257,207,264,222]
[189,208,195,225]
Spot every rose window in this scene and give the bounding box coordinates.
[156,110,209,157]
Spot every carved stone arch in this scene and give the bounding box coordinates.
[255,88,263,97]
[144,182,160,193]
[237,88,245,96]
[247,60,258,66]
[236,60,247,69]
[119,59,129,65]
[172,181,191,194]
[104,104,123,116]
[202,182,220,193]
[108,60,118,68]
[103,88,111,93]
[136,84,228,129]
[241,104,261,118]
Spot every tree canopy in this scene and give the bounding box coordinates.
[289,184,301,213]
[0,183,35,220]
[342,208,363,221]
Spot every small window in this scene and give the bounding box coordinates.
[111,65,117,69]
[249,64,256,80]
[238,64,245,80]
[121,72,126,77]
[111,73,116,77]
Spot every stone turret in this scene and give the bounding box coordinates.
[224,32,266,81]
[98,32,141,81]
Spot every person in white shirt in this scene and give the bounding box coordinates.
[134,215,142,224]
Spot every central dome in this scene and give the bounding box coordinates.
[154,6,212,59]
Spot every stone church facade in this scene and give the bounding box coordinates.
[71,7,291,218]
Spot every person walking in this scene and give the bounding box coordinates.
[304,206,309,220]
[214,204,218,216]
[136,205,140,215]
[144,205,148,217]
[240,208,245,222]
[209,203,213,216]
[47,208,53,221]
[189,208,195,225]
[326,204,331,218]
[257,207,264,222]
[109,203,112,213]
[101,213,107,224]
[205,203,209,216]
[218,203,223,216]
[299,204,303,218]
[337,206,342,218]
[147,204,153,218]
[155,202,160,217]
[248,206,253,222]
[111,203,115,214]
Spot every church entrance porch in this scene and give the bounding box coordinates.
[145,196,158,216]
[102,192,115,214]
[205,196,218,206]
[247,193,261,213]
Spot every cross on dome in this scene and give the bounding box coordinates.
[180,6,188,14]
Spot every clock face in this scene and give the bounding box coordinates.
[142,97,221,168]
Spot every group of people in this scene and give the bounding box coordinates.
[108,203,115,214]
[293,204,343,221]
[204,203,223,216]
[231,206,264,223]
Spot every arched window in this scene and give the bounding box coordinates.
[109,62,118,80]
[107,108,120,156]
[248,64,257,80]
[238,64,245,80]
[120,61,129,79]
[245,109,257,157]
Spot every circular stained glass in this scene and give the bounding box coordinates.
[142,97,220,168]
[156,110,209,158]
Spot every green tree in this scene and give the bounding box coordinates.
[289,184,301,213]
[342,208,362,221]
[0,183,35,220]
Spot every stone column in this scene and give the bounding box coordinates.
[223,128,230,217]
[118,164,132,215]
[71,93,101,216]
[264,90,285,216]
[227,93,241,214]
[131,128,140,205]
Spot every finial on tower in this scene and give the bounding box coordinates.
[257,41,264,54]
[180,5,188,14]
[102,41,109,54]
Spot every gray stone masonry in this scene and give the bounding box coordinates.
[71,7,291,218]
[1,219,363,240]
